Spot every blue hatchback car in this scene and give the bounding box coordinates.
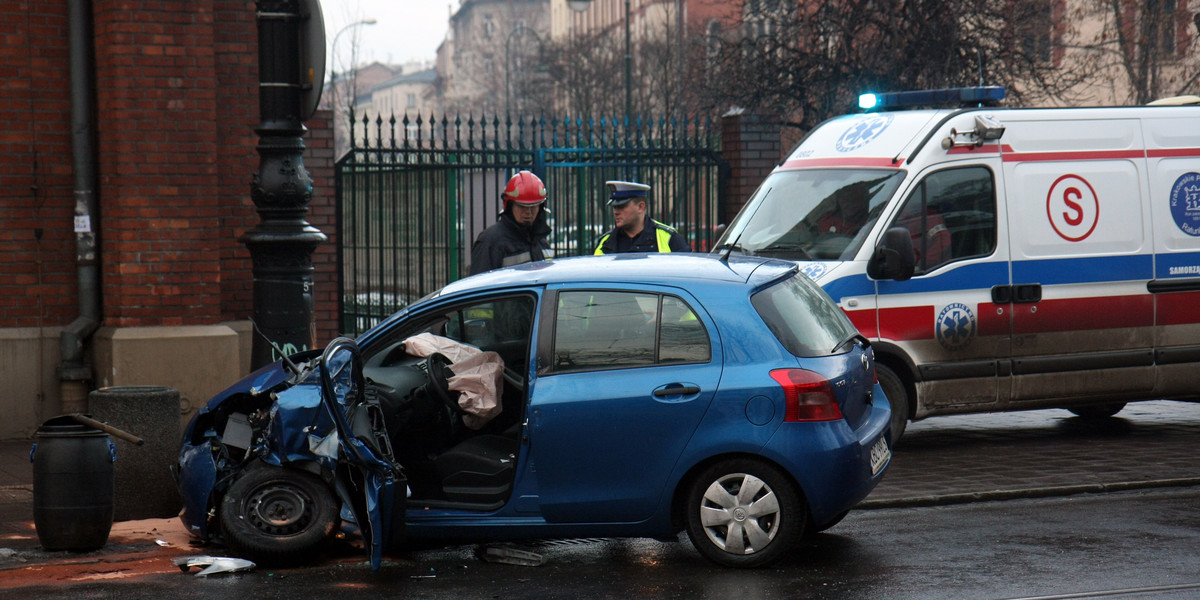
[175,253,891,569]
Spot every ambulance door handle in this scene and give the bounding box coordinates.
[991,284,1041,304]
[1013,284,1042,303]
[990,285,1012,304]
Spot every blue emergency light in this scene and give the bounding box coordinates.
[858,86,1007,111]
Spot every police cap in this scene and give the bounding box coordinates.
[605,180,650,207]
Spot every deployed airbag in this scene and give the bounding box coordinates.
[402,333,503,429]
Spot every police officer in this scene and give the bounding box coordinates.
[470,170,553,275]
[593,180,689,255]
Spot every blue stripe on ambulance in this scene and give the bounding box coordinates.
[1154,251,1200,279]
[1012,255,1152,285]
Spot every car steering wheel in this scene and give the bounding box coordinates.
[425,352,463,414]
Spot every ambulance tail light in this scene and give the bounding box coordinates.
[771,369,843,422]
[859,86,1006,111]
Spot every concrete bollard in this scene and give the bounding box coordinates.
[88,386,182,521]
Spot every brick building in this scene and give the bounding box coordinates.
[0,2,338,439]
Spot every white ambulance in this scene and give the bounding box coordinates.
[715,87,1200,440]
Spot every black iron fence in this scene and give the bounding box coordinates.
[337,112,727,335]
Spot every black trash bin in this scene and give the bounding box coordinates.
[31,415,116,551]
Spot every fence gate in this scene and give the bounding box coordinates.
[337,113,726,335]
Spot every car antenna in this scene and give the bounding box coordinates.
[719,187,771,263]
[248,316,301,373]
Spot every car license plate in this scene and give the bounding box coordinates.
[869,437,890,475]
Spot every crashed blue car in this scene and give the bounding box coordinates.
[176,253,892,569]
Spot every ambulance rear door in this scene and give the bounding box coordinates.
[1000,113,1155,404]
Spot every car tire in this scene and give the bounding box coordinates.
[1068,403,1126,419]
[684,459,805,568]
[876,363,909,443]
[220,463,338,566]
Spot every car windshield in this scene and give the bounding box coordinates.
[715,169,905,261]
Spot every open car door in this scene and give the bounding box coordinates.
[317,337,406,571]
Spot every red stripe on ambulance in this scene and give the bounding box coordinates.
[1156,291,1200,326]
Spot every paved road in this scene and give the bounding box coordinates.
[2,399,1199,590]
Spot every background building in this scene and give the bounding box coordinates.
[435,0,552,115]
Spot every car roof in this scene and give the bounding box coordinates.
[438,253,797,297]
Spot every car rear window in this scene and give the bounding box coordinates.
[751,273,859,357]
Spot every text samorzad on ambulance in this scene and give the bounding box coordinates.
[714,86,1200,440]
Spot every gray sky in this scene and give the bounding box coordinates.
[319,0,457,71]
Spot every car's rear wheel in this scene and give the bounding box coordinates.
[684,459,804,568]
[1068,402,1126,419]
[876,363,909,442]
[220,463,338,566]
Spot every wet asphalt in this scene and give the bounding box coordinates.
[2,399,1200,592]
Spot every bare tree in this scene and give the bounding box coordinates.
[1078,0,1200,104]
[695,0,1104,128]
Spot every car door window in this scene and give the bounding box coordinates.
[552,291,710,372]
[365,294,536,376]
[660,296,711,363]
[890,166,997,274]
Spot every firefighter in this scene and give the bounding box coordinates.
[470,170,553,275]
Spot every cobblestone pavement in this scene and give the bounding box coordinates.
[2,399,1199,568]
[862,399,1200,507]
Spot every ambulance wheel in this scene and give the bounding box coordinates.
[220,463,338,566]
[1068,403,1126,419]
[876,364,909,442]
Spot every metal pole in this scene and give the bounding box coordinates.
[676,0,683,119]
[505,28,513,115]
[624,0,632,121]
[243,0,327,369]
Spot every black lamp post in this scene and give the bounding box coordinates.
[243,0,327,368]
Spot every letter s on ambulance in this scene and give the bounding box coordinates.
[715,87,1200,440]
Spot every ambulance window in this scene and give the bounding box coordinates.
[892,166,996,273]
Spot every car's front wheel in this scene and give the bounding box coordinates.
[220,463,338,566]
[684,459,804,568]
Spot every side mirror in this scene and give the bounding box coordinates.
[867,227,916,281]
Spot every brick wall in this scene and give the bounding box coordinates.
[213,0,260,325]
[92,0,226,326]
[0,3,76,328]
[305,109,340,345]
[720,110,781,222]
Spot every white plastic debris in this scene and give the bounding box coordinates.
[173,555,257,577]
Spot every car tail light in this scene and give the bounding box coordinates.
[770,368,843,422]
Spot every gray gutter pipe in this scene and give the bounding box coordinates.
[59,0,101,410]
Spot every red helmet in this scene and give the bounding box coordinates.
[502,171,547,206]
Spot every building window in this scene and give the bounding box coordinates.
[1021,1,1053,63]
[1144,0,1180,58]
[406,93,417,108]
